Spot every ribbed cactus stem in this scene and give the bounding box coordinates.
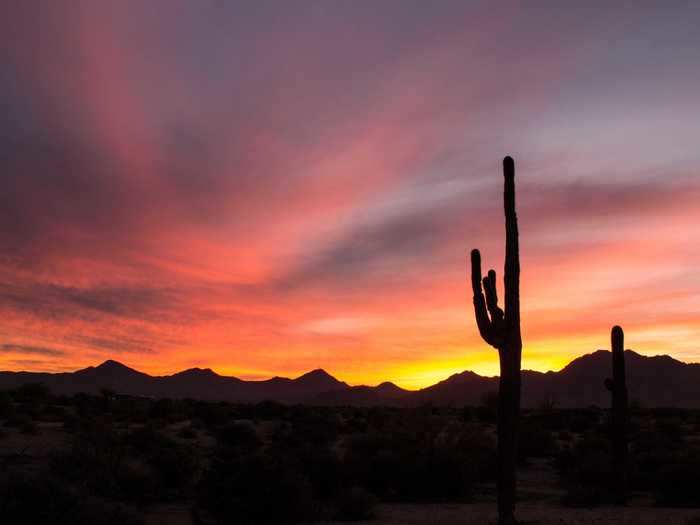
[605,325,628,503]
[470,156,522,525]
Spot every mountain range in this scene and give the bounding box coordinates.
[1,350,699,407]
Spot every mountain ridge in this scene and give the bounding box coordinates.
[1,351,699,407]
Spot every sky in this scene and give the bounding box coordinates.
[0,2,699,388]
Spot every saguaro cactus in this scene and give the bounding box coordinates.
[470,156,522,525]
[604,325,628,503]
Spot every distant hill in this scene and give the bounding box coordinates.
[1,350,699,407]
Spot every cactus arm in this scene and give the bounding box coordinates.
[503,156,520,331]
[471,249,496,347]
[483,269,505,325]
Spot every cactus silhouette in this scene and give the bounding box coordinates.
[470,156,522,525]
[604,325,628,503]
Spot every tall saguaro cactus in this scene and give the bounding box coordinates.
[604,325,628,503]
[470,156,522,525]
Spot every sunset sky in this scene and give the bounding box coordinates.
[1,2,699,388]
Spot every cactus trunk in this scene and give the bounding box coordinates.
[470,156,522,525]
[605,325,628,503]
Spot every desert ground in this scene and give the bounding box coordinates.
[2,388,700,525]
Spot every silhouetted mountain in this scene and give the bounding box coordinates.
[1,350,699,407]
[412,370,498,406]
[294,368,348,391]
[375,381,408,398]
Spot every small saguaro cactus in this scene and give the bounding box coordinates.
[470,156,522,525]
[604,325,628,503]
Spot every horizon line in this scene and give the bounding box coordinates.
[1,348,694,391]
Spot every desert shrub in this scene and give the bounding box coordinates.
[62,413,80,432]
[477,391,499,423]
[192,400,230,427]
[114,458,160,504]
[653,452,700,507]
[275,441,343,501]
[177,425,197,439]
[461,406,475,422]
[125,426,200,499]
[4,412,29,428]
[253,399,288,421]
[110,397,149,424]
[214,420,261,451]
[0,474,144,525]
[52,420,198,503]
[5,412,40,435]
[343,421,494,502]
[40,404,66,422]
[287,408,340,446]
[50,420,126,500]
[19,418,39,435]
[148,398,175,422]
[567,409,600,434]
[518,421,557,462]
[197,452,318,524]
[559,433,616,506]
[0,390,13,418]
[334,486,377,521]
[628,425,687,491]
[14,382,50,403]
[656,417,685,444]
[525,408,569,432]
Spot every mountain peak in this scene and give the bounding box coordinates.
[175,367,218,377]
[295,368,347,389]
[74,359,145,380]
[297,368,334,380]
[95,360,135,372]
[375,381,408,397]
[561,349,683,374]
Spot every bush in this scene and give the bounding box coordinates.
[0,390,13,418]
[653,453,700,507]
[518,421,557,462]
[52,421,199,503]
[0,475,144,525]
[343,421,494,502]
[20,419,40,435]
[198,452,318,524]
[125,426,200,499]
[334,486,377,521]
[558,433,616,507]
[214,421,261,451]
[177,425,197,439]
[477,391,499,423]
[14,382,50,403]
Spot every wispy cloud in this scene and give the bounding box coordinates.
[0,344,66,357]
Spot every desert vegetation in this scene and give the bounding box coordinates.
[2,385,700,524]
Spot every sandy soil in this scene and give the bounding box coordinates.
[145,502,700,525]
[329,503,700,524]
